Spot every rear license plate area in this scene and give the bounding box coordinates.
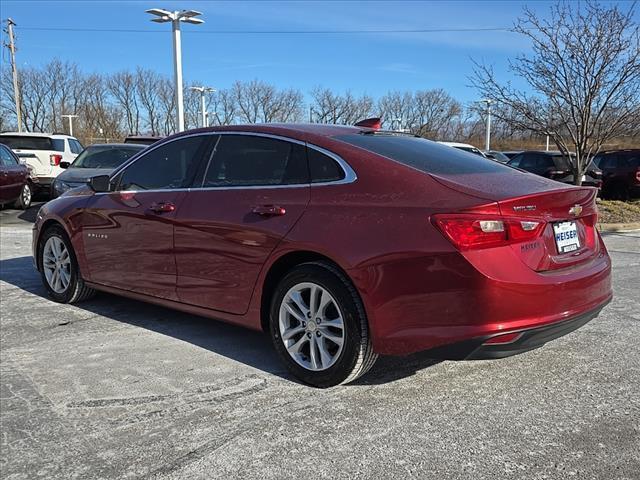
[553,221,580,254]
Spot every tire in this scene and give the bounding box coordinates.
[269,262,377,387]
[13,182,32,210]
[38,225,96,303]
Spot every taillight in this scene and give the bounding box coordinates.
[635,168,640,182]
[50,154,63,166]
[433,214,545,251]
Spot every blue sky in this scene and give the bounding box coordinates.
[1,1,636,104]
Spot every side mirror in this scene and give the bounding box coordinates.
[59,161,70,169]
[88,175,111,193]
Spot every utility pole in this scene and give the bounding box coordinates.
[147,9,204,133]
[482,99,492,152]
[62,114,78,136]
[5,19,22,132]
[189,86,214,128]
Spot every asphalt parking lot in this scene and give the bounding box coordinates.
[1,204,639,480]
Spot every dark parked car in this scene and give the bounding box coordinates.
[123,135,164,146]
[51,143,146,198]
[33,124,612,387]
[0,143,32,209]
[593,149,640,200]
[507,151,602,188]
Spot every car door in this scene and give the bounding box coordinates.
[0,145,24,202]
[80,134,212,299]
[174,133,310,314]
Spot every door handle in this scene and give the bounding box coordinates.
[251,205,286,217]
[149,201,176,213]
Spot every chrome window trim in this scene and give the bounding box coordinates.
[105,130,357,194]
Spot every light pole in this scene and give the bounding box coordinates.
[62,114,78,136]
[189,86,215,128]
[482,99,492,152]
[146,8,204,133]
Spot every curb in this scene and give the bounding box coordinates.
[597,222,640,233]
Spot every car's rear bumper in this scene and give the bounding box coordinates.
[424,300,610,360]
[351,233,612,356]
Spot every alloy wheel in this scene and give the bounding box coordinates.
[279,282,345,371]
[22,184,32,206]
[42,236,71,293]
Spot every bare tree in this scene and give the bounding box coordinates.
[136,68,163,135]
[234,80,304,123]
[107,71,140,135]
[209,89,237,125]
[473,0,640,184]
[310,87,374,124]
[413,89,462,139]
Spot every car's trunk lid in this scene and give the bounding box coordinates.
[497,188,599,272]
[431,172,600,272]
[14,150,52,176]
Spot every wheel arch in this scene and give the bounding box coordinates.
[35,219,72,271]
[259,250,360,333]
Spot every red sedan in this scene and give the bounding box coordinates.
[32,124,612,387]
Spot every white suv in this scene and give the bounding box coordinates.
[0,132,83,190]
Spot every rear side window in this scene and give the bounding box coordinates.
[51,139,65,152]
[203,135,308,187]
[551,155,571,169]
[335,134,508,175]
[309,149,345,183]
[0,136,54,151]
[538,155,555,169]
[119,135,209,191]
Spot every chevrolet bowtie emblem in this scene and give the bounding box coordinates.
[569,205,583,216]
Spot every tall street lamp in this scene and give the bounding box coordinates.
[146,8,204,133]
[189,86,215,128]
[482,99,492,152]
[62,114,78,136]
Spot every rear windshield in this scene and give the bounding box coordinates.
[335,134,509,174]
[0,135,61,151]
[72,145,144,169]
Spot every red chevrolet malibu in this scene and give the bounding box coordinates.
[33,124,612,387]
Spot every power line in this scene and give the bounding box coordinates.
[19,26,513,34]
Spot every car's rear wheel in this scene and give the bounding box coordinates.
[38,225,95,303]
[270,262,377,387]
[13,182,32,209]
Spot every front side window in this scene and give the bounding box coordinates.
[203,135,308,187]
[508,154,522,168]
[118,135,209,191]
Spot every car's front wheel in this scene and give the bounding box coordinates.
[270,262,377,387]
[38,225,95,303]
